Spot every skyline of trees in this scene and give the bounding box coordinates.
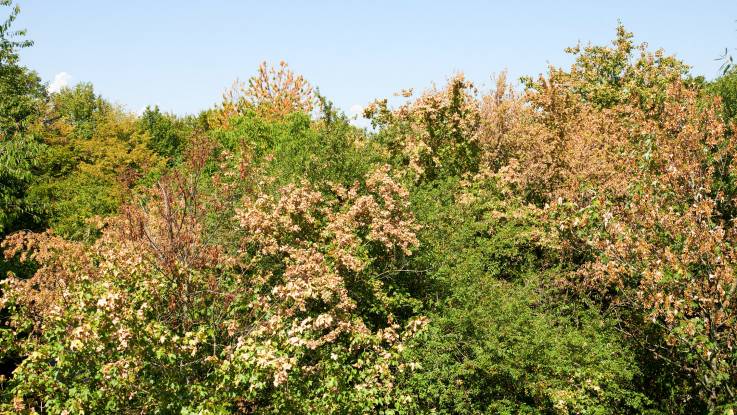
[4,2,737,413]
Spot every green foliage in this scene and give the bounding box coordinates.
[0,135,42,234]
[709,68,737,125]
[139,105,187,161]
[25,84,165,240]
[366,75,481,183]
[398,177,649,414]
[51,83,108,139]
[515,25,737,414]
[27,170,121,240]
[522,24,690,117]
[0,0,44,137]
[0,1,45,235]
[213,109,382,191]
[3,15,737,413]
[0,159,425,413]
[404,284,647,414]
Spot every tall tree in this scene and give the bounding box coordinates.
[0,0,44,136]
[0,0,46,234]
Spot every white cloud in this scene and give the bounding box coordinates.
[48,72,72,93]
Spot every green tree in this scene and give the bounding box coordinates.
[139,105,184,161]
[0,0,45,234]
[396,176,649,414]
[709,68,737,125]
[29,86,165,240]
[0,0,45,137]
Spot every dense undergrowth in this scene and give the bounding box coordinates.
[3,2,737,413]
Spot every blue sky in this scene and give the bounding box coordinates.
[13,1,737,118]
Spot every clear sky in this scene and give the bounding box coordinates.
[13,1,737,118]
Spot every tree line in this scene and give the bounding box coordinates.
[3,2,737,413]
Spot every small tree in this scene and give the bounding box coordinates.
[219,61,315,126]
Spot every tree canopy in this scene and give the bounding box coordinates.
[2,4,737,413]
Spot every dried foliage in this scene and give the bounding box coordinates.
[361,24,737,411]
[365,74,481,182]
[5,14,737,413]
[1,143,426,412]
[218,61,315,127]
[483,26,737,411]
